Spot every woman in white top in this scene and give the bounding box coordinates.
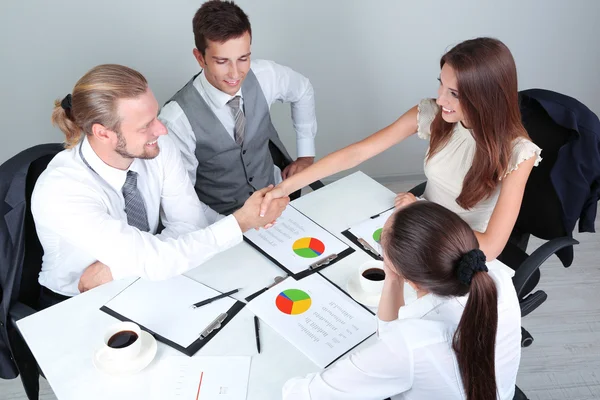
[260,37,542,260]
[283,201,522,399]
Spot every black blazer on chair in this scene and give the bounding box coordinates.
[0,143,62,379]
[520,89,600,234]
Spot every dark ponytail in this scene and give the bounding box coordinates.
[383,202,499,400]
[453,268,498,400]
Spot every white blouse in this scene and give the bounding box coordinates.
[282,267,522,399]
[417,98,542,233]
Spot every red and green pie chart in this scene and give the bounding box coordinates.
[276,289,312,315]
[292,237,325,258]
[373,228,383,243]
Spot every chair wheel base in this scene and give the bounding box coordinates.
[521,328,534,347]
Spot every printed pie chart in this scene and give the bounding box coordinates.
[292,237,325,258]
[276,289,312,315]
[373,228,383,243]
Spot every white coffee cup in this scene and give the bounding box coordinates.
[358,260,386,295]
[100,321,142,363]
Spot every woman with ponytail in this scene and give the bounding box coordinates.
[284,201,521,399]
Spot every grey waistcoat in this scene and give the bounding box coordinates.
[168,70,291,215]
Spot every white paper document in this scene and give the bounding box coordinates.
[151,356,251,400]
[103,276,237,348]
[244,205,350,275]
[247,274,376,368]
[347,208,395,256]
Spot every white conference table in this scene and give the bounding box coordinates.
[17,171,513,400]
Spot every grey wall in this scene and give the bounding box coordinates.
[2,0,599,180]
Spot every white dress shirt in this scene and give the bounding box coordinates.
[159,59,317,185]
[283,267,522,400]
[32,135,242,296]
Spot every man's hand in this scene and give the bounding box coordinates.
[394,192,417,209]
[234,186,290,232]
[78,261,113,293]
[281,157,314,180]
[259,184,288,217]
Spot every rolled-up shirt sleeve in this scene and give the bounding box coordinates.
[254,59,317,158]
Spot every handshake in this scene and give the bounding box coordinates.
[232,184,291,232]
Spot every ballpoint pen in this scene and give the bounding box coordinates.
[254,316,261,354]
[191,288,240,309]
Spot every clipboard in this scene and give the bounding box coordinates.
[317,273,376,368]
[100,277,245,357]
[243,205,355,279]
[245,273,376,316]
[341,207,394,261]
[245,272,376,368]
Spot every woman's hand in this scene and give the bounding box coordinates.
[382,258,402,283]
[394,192,417,209]
[377,258,406,321]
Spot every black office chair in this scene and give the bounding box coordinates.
[269,140,324,200]
[0,144,62,400]
[498,92,587,348]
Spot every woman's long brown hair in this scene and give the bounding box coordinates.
[428,37,529,209]
[383,202,499,399]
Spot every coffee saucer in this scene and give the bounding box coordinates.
[346,273,381,308]
[93,330,157,375]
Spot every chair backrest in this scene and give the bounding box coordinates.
[18,154,57,309]
[0,144,62,312]
[514,93,572,241]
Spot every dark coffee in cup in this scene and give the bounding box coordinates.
[107,330,138,349]
[362,268,385,281]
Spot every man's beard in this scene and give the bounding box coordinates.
[114,131,159,160]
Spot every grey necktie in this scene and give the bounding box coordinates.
[122,170,150,232]
[226,95,246,146]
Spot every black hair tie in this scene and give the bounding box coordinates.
[61,94,72,111]
[457,249,487,285]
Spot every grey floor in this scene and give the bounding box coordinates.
[1,178,598,400]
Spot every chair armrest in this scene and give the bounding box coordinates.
[8,302,37,325]
[309,180,325,191]
[512,236,579,298]
[408,181,427,197]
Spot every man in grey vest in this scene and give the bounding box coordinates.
[159,0,317,215]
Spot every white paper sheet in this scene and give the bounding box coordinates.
[347,208,395,256]
[151,356,251,400]
[103,276,237,348]
[247,274,376,368]
[244,205,350,274]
